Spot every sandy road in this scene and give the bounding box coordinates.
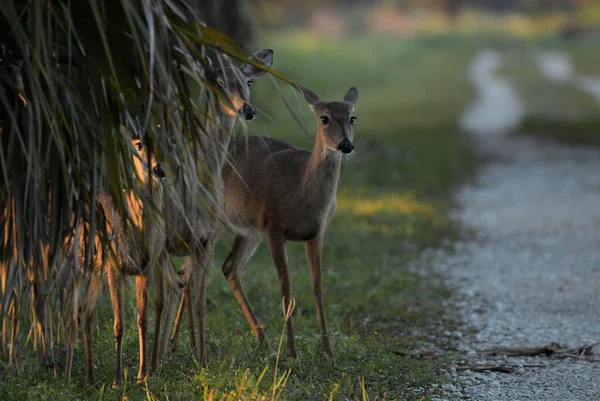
[429,49,600,401]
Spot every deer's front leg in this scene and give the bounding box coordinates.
[267,233,296,358]
[151,260,164,373]
[107,269,125,388]
[306,235,333,360]
[194,241,214,366]
[136,274,149,386]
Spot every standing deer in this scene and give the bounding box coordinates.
[63,132,167,387]
[152,49,274,368]
[219,85,358,359]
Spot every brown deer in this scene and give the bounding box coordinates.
[152,49,274,368]
[63,131,167,387]
[219,85,358,359]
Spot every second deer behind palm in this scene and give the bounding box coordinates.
[221,85,359,359]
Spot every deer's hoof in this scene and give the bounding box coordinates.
[286,347,297,359]
[257,330,268,346]
[85,380,102,390]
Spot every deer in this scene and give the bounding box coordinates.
[62,131,168,387]
[217,85,359,360]
[151,49,274,368]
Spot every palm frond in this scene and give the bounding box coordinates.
[0,0,293,368]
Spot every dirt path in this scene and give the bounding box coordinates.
[429,49,600,400]
[536,50,600,105]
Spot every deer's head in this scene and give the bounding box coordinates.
[130,133,165,185]
[300,85,359,154]
[206,49,274,121]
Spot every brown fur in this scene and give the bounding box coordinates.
[219,85,359,359]
[62,134,166,387]
[153,49,274,368]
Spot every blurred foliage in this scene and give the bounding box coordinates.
[0,0,281,377]
[190,0,256,48]
[253,0,598,37]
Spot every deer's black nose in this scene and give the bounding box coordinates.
[241,105,255,121]
[337,139,354,154]
[153,163,165,179]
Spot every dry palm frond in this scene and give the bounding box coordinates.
[0,0,292,369]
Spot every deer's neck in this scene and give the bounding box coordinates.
[201,100,236,175]
[168,102,235,212]
[302,134,342,210]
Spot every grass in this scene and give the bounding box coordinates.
[546,36,600,76]
[496,37,600,147]
[0,33,478,400]
[518,117,600,147]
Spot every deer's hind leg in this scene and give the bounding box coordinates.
[81,275,102,386]
[160,257,193,359]
[106,268,125,388]
[222,235,264,344]
[194,239,215,366]
[32,282,53,368]
[8,295,20,370]
[64,273,80,384]
[153,251,185,370]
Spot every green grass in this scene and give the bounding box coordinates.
[0,33,477,400]
[518,117,600,147]
[496,38,600,147]
[546,36,600,76]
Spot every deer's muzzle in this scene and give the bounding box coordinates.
[153,163,166,179]
[241,105,255,121]
[337,139,354,154]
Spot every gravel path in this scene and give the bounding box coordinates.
[535,50,600,104]
[428,49,600,401]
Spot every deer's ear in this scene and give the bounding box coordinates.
[298,84,320,109]
[343,87,359,110]
[240,49,274,78]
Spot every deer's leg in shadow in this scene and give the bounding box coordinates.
[150,263,164,374]
[82,275,102,386]
[107,269,125,389]
[267,234,296,358]
[222,235,265,345]
[194,239,216,367]
[162,257,195,355]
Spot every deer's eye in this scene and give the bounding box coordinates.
[135,142,143,151]
[320,116,329,125]
[350,116,356,125]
